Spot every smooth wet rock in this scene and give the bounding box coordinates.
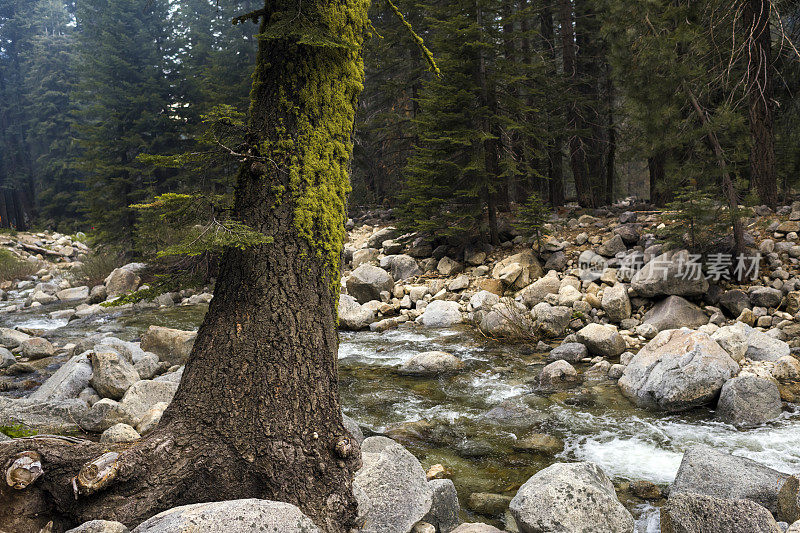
[513,433,564,455]
[338,294,375,331]
[90,349,140,400]
[661,492,782,533]
[619,329,739,411]
[20,337,55,359]
[671,445,788,515]
[631,250,709,298]
[716,375,782,427]
[140,326,196,366]
[576,323,626,357]
[346,264,394,304]
[423,479,460,533]
[131,499,320,533]
[66,520,129,533]
[354,436,433,533]
[642,296,707,332]
[30,353,93,401]
[399,351,464,375]
[509,461,634,533]
[420,300,462,327]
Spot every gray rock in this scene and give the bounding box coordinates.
[619,329,739,411]
[105,267,141,297]
[133,353,160,380]
[710,325,748,362]
[602,283,631,322]
[751,287,784,308]
[65,520,129,533]
[353,247,380,268]
[79,398,136,433]
[96,337,145,364]
[0,346,14,369]
[0,327,31,349]
[423,479,460,533]
[509,461,634,533]
[89,285,107,304]
[56,286,90,301]
[381,254,421,280]
[740,324,791,362]
[368,226,401,249]
[0,397,87,433]
[131,499,320,533]
[90,349,140,400]
[631,250,709,298]
[544,251,567,271]
[661,492,782,533]
[598,234,627,257]
[716,375,782,427]
[469,290,500,312]
[354,436,433,533]
[642,296,707,332]
[547,342,588,363]
[100,423,140,443]
[399,351,464,375]
[338,294,375,331]
[719,289,751,317]
[520,270,561,306]
[671,445,789,515]
[140,326,196,366]
[576,323,627,357]
[420,300,462,327]
[30,353,93,401]
[136,402,168,435]
[119,380,178,423]
[451,525,504,533]
[342,413,364,445]
[534,304,572,338]
[20,337,55,359]
[346,264,394,304]
[492,251,544,291]
[437,256,464,276]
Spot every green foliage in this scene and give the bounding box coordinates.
[0,249,39,282]
[515,193,550,251]
[0,424,37,438]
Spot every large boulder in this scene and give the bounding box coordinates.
[750,287,783,308]
[338,294,375,331]
[575,323,626,357]
[671,445,788,515]
[131,499,320,533]
[0,397,87,433]
[420,300,462,328]
[710,325,748,362]
[719,289,750,317]
[79,398,136,433]
[739,323,791,362]
[29,353,93,401]
[105,266,141,298]
[368,226,401,249]
[716,375,782,427]
[423,479,460,533]
[533,303,572,338]
[380,254,421,281]
[346,264,394,304]
[20,337,55,359]
[631,250,709,298]
[492,250,544,291]
[509,461,634,533]
[57,286,90,301]
[520,270,561,306]
[0,327,31,349]
[140,326,196,366]
[0,347,14,369]
[90,349,140,400]
[601,283,631,322]
[353,436,433,533]
[119,380,178,423]
[547,343,588,363]
[642,296,707,332]
[399,351,464,376]
[661,492,782,533]
[618,329,739,411]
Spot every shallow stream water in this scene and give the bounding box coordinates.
[4,296,800,530]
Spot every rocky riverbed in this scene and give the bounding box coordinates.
[4,200,800,532]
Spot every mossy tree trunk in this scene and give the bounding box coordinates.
[0,1,369,532]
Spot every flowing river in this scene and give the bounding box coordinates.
[3,291,800,530]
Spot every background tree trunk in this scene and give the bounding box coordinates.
[743,0,777,208]
[0,1,368,531]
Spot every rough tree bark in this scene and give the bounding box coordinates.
[742,0,777,208]
[0,1,368,532]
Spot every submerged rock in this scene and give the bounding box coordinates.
[399,351,464,376]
